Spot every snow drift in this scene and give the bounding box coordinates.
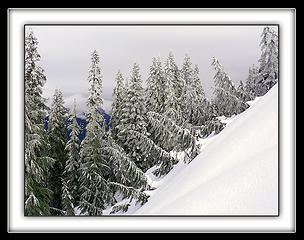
[131,84,278,215]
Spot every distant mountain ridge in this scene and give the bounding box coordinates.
[44,109,112,142]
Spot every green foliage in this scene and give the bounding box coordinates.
[211,57,249,117]
[257,26,278,95]
[24,29,54,216]
[48,89,68,214]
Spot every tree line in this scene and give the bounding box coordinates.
[24,26,278,216]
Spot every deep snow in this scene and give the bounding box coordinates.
[107,83,278,216]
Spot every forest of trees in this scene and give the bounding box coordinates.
[24,26,278,216]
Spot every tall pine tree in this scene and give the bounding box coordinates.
[111,70,126,138]
[245,64,259,99]
[48,88,68,215]
[116,63,151,171]
[145,56,166,114]
[61,99,81,215]
[78,50,115,215]
[256,26,279,95]
[24,29,54,216]
[180,54,195,124]
[163,52,184,125]
[211,57,248,117]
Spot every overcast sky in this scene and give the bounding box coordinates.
[28,25,268,114]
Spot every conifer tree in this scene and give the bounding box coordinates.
[237,80,251,103]
[163,52,184,125]
[245,64,259,99]
[48,89,68,215]
[145,57,166,114]
[256,26,278,95]
[111,70,126,137]
[61,99,81,214]
[79,54,150,215]
[145,55,201,175]
[116,63,152,171]
[78,50,115,215]
[211,57,248,117]
[103,135,150,214]
[180,54,195,123]
[24,29,54,216]
[61,177,75,215]
[191,64,211,126]
[165,52,183,101]
[179,56,209,126]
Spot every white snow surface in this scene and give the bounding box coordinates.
[108,84,278,215]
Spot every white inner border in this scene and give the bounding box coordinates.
[8,8,296,233]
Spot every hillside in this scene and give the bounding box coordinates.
[109,84,279,216]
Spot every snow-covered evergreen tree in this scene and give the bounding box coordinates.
[24,29,54,216]
[179,56,209,126]
[237,80,252,103]
[145,57,166,114]
[162,52,184,125]
[111,70,126,137]
[256,26,279,96]
[245,64,259,99]
[61,177,75,216]
[165,52,183,103]
[62,99,81,214]
[78,50,115,215]
[48,88,68,215]
[79,54,150,215]
[103,135,150,213]
[211,57,248,117]
[179,54,195,123]
[145,54,202,175]
[116,63,153,171]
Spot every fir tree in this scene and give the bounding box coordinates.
[180,54,195,123]
[163,52,184,125]
[245,64,259,99]
[256,26,279,95]
[61,177,75,215]
[116,63,151,171]
[62,99,81,214]
[48,89,68,215]
[111,70,126,137]
[103,136,150,213]
[179,56,209,126]
[145,55,202,175]
[237,80,251,103]
[145,56,166,114]
[167,52,183,105]
[78,50,114,215]
[24,29,54,216]
[211,57,248,117]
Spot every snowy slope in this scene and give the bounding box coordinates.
[129,84,278,215]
